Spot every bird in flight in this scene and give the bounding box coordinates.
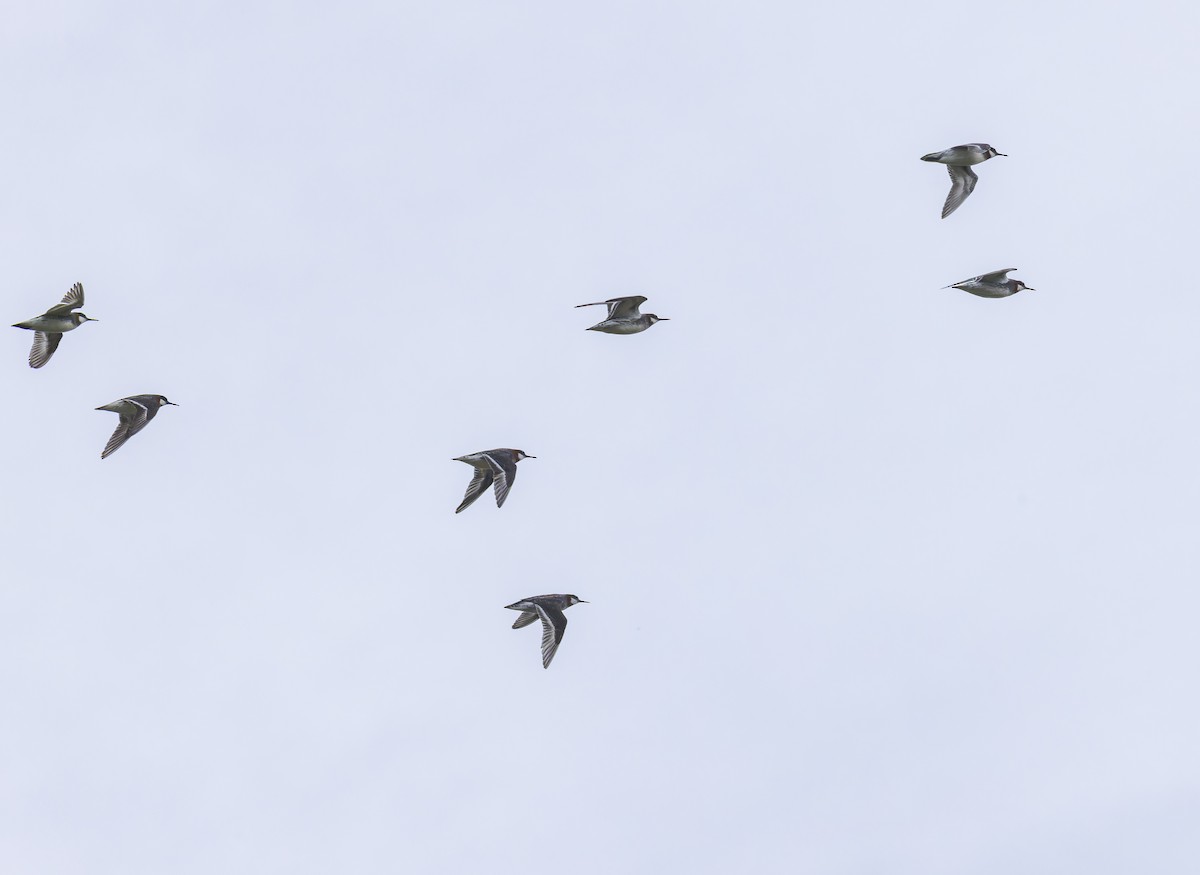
[453,448,535,513]
[920,143,1006,218]
[505,594,587,668]
[95,395,178,459]
[944,268,1034,298]
[575,295,669,334]
[12,282,98,368]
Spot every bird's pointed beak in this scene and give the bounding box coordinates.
[659,317,671,321]
[86,317,99,321]
[167,401,179,405]
[996,153,1008,156]
[526,455,537,459]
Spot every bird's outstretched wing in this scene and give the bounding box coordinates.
[98,398,152,459]
[511,611,539,629]
[605,296,647,319]
[945,268,1018,289]
[576,296,647,320]
[101,420,134,460]
[28,332,62,369]
[485,452,518,508]
[535,604,568,668]
[456,465,494,514]
[43,282,84,317]
[942,165,978,218]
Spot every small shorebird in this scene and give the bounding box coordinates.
[920,143,1006,218]
[12,282,98,368]
[96,395,178,459]
[453,449,534,513]
[505,594,587,668]
[576,296,668,334]
[945,268,1034,298]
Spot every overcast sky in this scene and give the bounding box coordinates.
[1,1,1198,872]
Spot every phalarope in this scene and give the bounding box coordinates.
[505,594,587,668]
[920,144,1006,218]
[12,282,98,368]
[945,268,1033,298]
[575,296,668,334]
[453,449,534,513]
[96,395,177,459]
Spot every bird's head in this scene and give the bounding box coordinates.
[73,312,98,325]
[566,595,588,606]
[513,449,535,462]
[1015,281,1034,292]
[157,396,179,407]
[647,314,669,325]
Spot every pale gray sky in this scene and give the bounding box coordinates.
[1,1,1198,873]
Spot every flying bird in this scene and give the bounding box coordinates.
[453,448,534,513]
[12,282,98,368]
[575,296,669,334]
[505,594,587,668]
[920,143,1006,218]
[945,268,1034,298]
[96,395,178,459]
